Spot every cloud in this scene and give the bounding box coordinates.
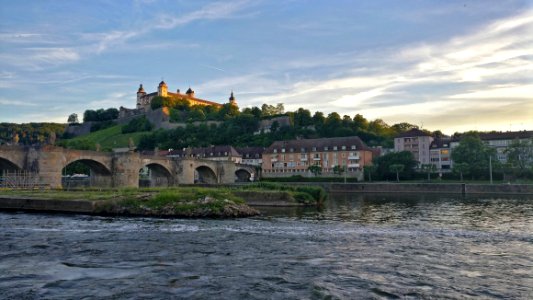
[235,9,533,133]
[154,0,252,29]
[93,1,253,53]
[88,92,131,108]
[0,99,38,106]
[448,84,533,99]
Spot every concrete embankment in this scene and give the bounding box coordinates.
[326,183,533,194]
[0,196,95,213]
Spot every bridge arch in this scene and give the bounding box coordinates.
[235,168,253,182]
[195,165,217,184]
[0,157,22,173]
[140,163,173,187]
[62,158,112,188]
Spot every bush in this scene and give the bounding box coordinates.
[122,116,153,134]
[90,120,116,132]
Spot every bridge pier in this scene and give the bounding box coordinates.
[111,152,140,188]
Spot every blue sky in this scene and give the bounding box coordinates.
[0,0,532,134]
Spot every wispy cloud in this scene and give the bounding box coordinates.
[0,98,38,106]
[154,0,252,29]
[93,0,253,53]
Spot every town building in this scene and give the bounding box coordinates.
[236,147,264,166]
[429,139,452,172]
[167,145,242,164]
[477,131,533,163]
[254,116,291,134]
[394,128,434,165]
[262,136,374,179]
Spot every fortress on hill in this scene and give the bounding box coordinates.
[135,81,237,111]
[116,81,238,128]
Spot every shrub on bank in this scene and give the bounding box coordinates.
[245,182,327,204]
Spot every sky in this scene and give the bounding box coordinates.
[0,0,532,134]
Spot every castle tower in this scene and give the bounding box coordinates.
[186,87,195,98]
[158,81,168,97]
[229,91,238,107]
[136,84,147,109]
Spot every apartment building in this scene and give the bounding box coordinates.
[394,128,434,165]
[429,139,452,172]
[262,136,374,178]
[477,131,533,163]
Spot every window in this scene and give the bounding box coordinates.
[333,146,338,150]
[273,149,277,153]
[281,148,285,153]
[341,145,346,150]
[289,148,294,152]
[300,147,305,152]
[324,146,328,151]
[312,147,317,151]
[441,149,449,155]
[351,145,356,150]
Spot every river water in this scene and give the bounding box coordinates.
[1,193,532,299]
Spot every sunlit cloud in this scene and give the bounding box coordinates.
[448,84,533,99]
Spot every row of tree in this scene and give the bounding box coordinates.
[83,108,119,122]
[361,134,533,181]
[135,102,431,151]
[0,123,65,146]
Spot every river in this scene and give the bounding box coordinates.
[1,193,532,299]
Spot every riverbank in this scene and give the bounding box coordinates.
[297,182,533,194]
[0,188,260,218]
[0,185,326,217]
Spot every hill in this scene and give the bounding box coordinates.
[59,124,150,151]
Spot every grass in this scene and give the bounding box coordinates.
[64,124,149,150]
[0,187,253,216]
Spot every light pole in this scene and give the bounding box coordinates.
[489,155,493,184]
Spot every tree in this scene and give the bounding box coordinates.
[451,135,496,179]
[373,151,417,181]
[261,103,284,116]
[453,162,469,181]
[505,139,533,171]
[420,164,437,181]
[391,122,418,134]
[389,164,404,182]
[67,113,79,124]
[352,114,369,131]
[363,165,375,182]
[333,165,345,175]
[308,165,322,176]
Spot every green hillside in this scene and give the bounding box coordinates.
[60,125,150,151]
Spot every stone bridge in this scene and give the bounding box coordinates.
[0,145,256,188]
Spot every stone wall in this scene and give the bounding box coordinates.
[326,183,533,195]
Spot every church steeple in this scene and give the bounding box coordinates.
[229,91,237,107]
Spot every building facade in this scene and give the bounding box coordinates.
[236,147,264,166]
[429,139,452,172]
[476,131,533,163]
[167,145,242,164]
[394,128,434,165]
[262,136,374,179]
